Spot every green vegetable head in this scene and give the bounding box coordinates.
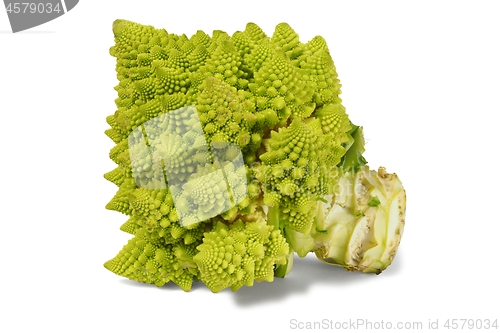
[104,19,406,292]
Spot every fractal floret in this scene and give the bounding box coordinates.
[103,19,406,292]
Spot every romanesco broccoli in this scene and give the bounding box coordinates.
[104,19,406,292]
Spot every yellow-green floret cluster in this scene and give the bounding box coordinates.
[194,220,288,292]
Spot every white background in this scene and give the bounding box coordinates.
[1,1,499,332]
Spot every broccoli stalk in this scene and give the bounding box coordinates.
[312,166,406,273]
